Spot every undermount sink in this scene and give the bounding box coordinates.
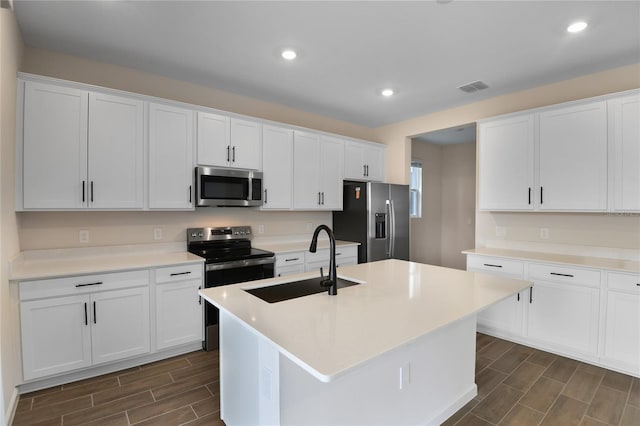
[245,276,361,303]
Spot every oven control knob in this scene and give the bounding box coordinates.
[198,232,204,237]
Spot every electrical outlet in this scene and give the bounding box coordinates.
[540,228,550,240]
[399,362,411,390]
[79,230,89,243]
[495,226,507,237]
[258,224,265,234]
[153,228,163,240]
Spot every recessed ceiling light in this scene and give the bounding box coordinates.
[381,89,394,97]
[281,49,297,60]
[567,21,588,33]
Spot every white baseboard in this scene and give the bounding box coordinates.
[4,387,19,426]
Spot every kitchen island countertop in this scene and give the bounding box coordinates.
[200,259,531,382]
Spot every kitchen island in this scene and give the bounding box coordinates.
[199,259,531,425]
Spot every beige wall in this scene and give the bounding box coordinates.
[410,142,441,265]
[1,4,24,422]
[410,141,476,269]
[380,64,640,253]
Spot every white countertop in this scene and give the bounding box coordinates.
[199,259,531,382]
[463,248,640,273]
[10,243,204,281]
[254,239,359,254]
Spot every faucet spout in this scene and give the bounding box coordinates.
[309,225,338,295]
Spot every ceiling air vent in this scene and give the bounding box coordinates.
[457,80,489,93]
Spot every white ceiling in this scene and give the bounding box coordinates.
[12,1,640,128]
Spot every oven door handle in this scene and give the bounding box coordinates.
[205,256,276,272]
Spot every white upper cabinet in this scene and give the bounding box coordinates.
[196,112,261,170]
[538,101,607,211]
[478,115,535,210]
[149,103,194,210]
[293,131,344,210]
[23,81,88,209]
[609,94,640,212]
[230,118,262,170]
[344,140,385,182]
[196,112,230,167]
[88,92,144,209]
[262,125,293,210]
[21,81,144,210]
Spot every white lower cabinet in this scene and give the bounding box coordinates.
[20,270,151,381]
[466,256,526,338]
[602,272,640,374]
[275,252,305,277]
[304,246,358,273]
[155,264,204,350]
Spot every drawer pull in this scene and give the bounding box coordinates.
[529,287,533,303]
[198,286,202,305]
[483,263,503,268]
[170,271,192,276]
[336,253,342,256]
[75,281,103,288]
[285,258,300,262]
[84,303,88,326]
[550,272,574,278]
[93,301,97,324]
[636,283,640,287]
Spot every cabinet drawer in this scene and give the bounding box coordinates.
[275,251,305,267]
[528,263,600,288]
[306,246,358,263]
[608,272,640,293]
[20,270,149,301]
[336,246,358,259]
[467,256,524,278]
[155,263,203,284]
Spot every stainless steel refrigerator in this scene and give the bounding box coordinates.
[333,181,410,263]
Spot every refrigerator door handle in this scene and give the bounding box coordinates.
[389,199,396,258]
[385,200,392,257]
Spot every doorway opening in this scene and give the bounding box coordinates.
[410,123,476,270]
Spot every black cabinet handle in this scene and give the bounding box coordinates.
[321,192,325,205]
[540,187,543,205]
[226,145,230,162]
[517,293,520,302]
[84,302,88,325]
[170,271,192,276]
[91,181,94,203]
[636,283,640,287]
[93,301,97,324]
[363,164,367,177]
[483,263,503,268]
[264,189,268,204]
[75,281,103,288]
[189,185,192,204]
[529,287,533,304]
[82,181,86,203]
[528,187,531,205]
[198,286,202,305]
[285,258,300,262]
[318,192,321,205]
[232,146,236,162]
[550,272,574,278]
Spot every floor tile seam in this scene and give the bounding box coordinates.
[88,389,154,414]
[128,404,194,426]
[135,387,214,418]
[16,395,93,425]
[150,383,214,405]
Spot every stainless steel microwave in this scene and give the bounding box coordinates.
[195,167,263,207]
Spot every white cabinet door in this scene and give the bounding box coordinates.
[604,290,640,374]
[156,279,203,350]
[262,125,293,209]
[293,131,322,209]
[88,92,144,209]
[344,141,385,182]
[230,118,261,170]
[91,287,150,365]
[363,144,385,182]
[466,256,526,338]
[23,81,88,209]
[538,101,607,211]
[318,136,344,210]
[478,115,535,210]
[20,295,92,380]
[609,94,640,212]
[527,280,600,357]
[149,103,194,209]
[197,111,230,167]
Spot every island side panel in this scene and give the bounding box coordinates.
[279,315,478,425]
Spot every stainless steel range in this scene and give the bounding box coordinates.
[187,226,275,350]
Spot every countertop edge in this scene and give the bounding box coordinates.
[463,248,640,273]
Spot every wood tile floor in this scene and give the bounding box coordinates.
[12,350,223,426]
[12,334,639,425]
